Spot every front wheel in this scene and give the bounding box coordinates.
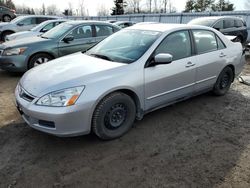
[92,92,136,140]
[28,53,53,69]
[213,66,234,96]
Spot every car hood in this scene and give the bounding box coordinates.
[0,22,11,27]
[20,52,126,97]
[7,31,40,40]
[0,36,49,49]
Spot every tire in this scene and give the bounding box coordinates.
[213,66,234,96]
[2,15,11,22]
[92,92,136,140]
[1,31,14,41]
[28,53,53,69]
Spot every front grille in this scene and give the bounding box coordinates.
[19,86,35,102]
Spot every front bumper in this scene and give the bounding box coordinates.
[15,86,93,137]
[0,54,28,72]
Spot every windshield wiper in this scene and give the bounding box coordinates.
[40,36,48,39]
[89,53,113,61]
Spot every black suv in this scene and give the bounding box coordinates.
[0,6,16,22]
[188,16,248,44]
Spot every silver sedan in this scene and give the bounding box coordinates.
[15,24,245,140]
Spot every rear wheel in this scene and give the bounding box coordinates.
[213,67,234,96]
[92,92,136,140]
[28,53,53,69]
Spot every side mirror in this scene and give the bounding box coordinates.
[214,27,221,31]
[63,35,74,43]
[41,29,48,33]
[150,53,173,66]
[17,23,24,26]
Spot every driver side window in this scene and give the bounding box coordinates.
[155,30,191,61]
[67,25,93,39]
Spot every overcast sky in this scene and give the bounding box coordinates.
[12,0,246,16]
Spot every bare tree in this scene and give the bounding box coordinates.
[162,0,168,13]
[46,4,59,15]
[127,0,142,13]
[68,2,73,16]
[245,0,250,9]
[97,4,110,16]
[42,3,45,15]
[78,0,85,17]
[147,0,152,13]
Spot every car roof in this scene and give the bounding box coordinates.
[127,23,213,32]
[17,15,60,19]
[190,16,243,22]
[64,20,117,26]
[114,21,135,24]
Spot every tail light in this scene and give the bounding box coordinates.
[11,9,16,13]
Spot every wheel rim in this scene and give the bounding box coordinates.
[220,73,230,89]
[104,103,127,130]
[4,16,10,22]
[33,57,50,67]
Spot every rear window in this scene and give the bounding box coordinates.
[235,19,243,27]
[193,30,218,54]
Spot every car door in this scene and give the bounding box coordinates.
[192,29,227,92]
[94,25,116,43]
[57,24,96,57]
[16,17,37,31]
[144,30,197,110]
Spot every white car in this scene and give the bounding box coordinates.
[6,19,68,41]
[15,24,245,140]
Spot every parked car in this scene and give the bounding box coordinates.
[188,16,248,44]
[0,6,16,22]
[0,15,59,41]
[6,19,68,41]
[15,24,245,140]
[0,21,120,72]
[106,20,117,23]
[113,21,136,28]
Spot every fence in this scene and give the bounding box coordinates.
[68,11,250,41]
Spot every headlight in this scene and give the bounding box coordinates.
[36,86,85,107]
[3,47,27,56]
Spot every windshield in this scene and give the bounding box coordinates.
[11,16,26,24]
[30,21,48,31]
[41,23,73,39]
[188,18,216,26]
[86,29,161,64]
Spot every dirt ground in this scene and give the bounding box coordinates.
[0,60,250,188]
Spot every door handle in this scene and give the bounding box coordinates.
[185,62,196,68]
[219,52,226,57]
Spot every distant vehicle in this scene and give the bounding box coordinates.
[0,15,59,41]
[135,22,158,25]
[15,24,245,140]
[0,21,120,72]
[6,19,68,41]
[106,20,117,23]
[0,6,16,22]
[113,21,136,28]
[188,16,248,44]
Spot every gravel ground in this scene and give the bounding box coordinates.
[0,61,250,188]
